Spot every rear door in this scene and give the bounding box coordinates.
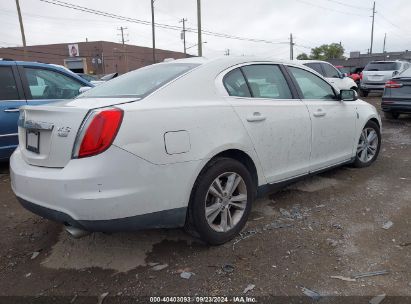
[223,64,312,183]
[0,63,26,159]
[18,65,85,107]
[287,66,357,171]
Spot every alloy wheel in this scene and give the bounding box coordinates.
[357,127,379,163]
[204,172,247,232]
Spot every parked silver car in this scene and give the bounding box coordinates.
[360,60,410,97]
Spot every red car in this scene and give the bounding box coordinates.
[336,66,363,85]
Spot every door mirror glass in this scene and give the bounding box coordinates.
[340,89,357,101]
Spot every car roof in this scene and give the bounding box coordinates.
[163,56,299,70]
[295,60,331,65]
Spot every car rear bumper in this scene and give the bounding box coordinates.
[360,83,385,90]
[10,146,200,231]
[381,100,411,113]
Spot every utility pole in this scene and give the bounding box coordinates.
[15,0,27,59]
[117,27,129,72]
[197,0,202,57]
[383,33,387,53]
[225,49,230,56]
[370,1,376,54]
[180,18,187,56]
[151,0,156,63]
[290,33,294,60]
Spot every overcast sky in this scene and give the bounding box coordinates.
[1,0,411,59]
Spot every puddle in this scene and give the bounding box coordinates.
[287,176,340,193]
[42,229,192,272]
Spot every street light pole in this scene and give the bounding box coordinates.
[197,0,202,57]
[15,0,27,59]
[151,0,156,63]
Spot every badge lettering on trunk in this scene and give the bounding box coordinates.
[57,127,71,137]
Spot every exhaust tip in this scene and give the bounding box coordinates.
[65,225,91,239]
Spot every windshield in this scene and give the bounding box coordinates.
[364,62,401,71]
[79,63,200,98]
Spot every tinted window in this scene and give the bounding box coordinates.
[304,63,324,76]
[289,67,336,100]
[0,66,19,101]
[322,63,340,78]
[241,65,292,99]
[25,68,82,99]
[364,62,401,71]
[80,63,199,98]
[223,68,251,97]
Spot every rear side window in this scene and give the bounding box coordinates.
[364,62,401,71]
[24,68,82,99]
[80,63,199,98]
[304,63,324,76]
[289,67,337,100]
[322,63,340,78]
[0,66,19,100]
[241,65,292,99]
[223,68,251,97]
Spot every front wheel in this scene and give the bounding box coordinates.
[186,158,254,245]
[384,112,400,119]
[359,89,369,97]
[353,121,381,168]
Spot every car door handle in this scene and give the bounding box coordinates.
[313,110,326,118]
[4,108,20,113]
[246,112,266,122]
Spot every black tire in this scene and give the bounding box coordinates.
[359,89,369,97]
[353,121,381,168]
[185,157,254,245]
[351,86,358,92]
[384,112,400,119]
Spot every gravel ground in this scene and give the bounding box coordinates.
[0,95,410,302]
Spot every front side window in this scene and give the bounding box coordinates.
[241,65,292,99]
[289,67,337,100]
[80,63,199,98]
[322,63,340,78]
[0,66,19,101]
[25,68,82,99]
[223,68,251,97]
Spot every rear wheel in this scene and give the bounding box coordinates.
[359,89,369,97]
[353,121,381,168]
[384,112,400,119]
[186,158,254,245]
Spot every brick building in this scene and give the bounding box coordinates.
[0,41,189,75]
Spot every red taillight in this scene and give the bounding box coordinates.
[74,108,123,159]
[385,80,403,89]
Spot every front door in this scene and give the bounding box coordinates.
[287,66,357,171]
[223,64,312,183]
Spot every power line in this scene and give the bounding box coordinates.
[37,0,289,45]
[293,0,368,17]
[322,0,370,11]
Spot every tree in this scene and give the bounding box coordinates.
[296,53,310,60]
[309,43,345,60]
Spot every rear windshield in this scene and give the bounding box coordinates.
[364,62,401,71]
[79,63,200,98]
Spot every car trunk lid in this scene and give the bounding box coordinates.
[18,97,138,168]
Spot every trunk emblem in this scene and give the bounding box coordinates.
[57,127,71,137]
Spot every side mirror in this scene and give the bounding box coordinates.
[79,86,92,94]
[340,89,358,101]
[341,73,348,78]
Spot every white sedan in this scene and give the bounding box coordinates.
[10,57,381,244]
